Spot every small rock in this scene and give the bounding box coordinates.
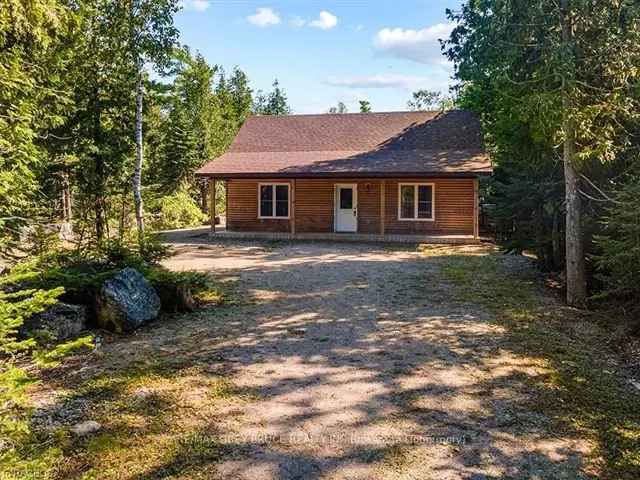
[629,379,640,392]
[71,420,101,436]
[132,387,155,400]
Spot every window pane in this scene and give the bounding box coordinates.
[400,185,415,218]
[275,185,289,217]
[275,200,288,217]
[417,185,433,219]
[260,185,273,217]
[275,185,288,201]
[339,188,353,209]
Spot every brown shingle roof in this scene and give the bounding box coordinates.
[197,110,491,177]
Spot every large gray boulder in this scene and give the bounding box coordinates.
[95,268,160,333]
[20,303,87,343]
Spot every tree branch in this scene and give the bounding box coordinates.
[579,174,623,204]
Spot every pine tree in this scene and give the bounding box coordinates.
[0,0,73,255]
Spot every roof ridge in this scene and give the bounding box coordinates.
[248,110,453,119]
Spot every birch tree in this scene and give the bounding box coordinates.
[126,0,179,246]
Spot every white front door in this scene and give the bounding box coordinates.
[335,184,358,232]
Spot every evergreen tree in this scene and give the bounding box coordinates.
[161,107,199,191]
[0,0,74,255]
[50,0,138,243]
[329,101,348,114]
[445,0,640,306]
[253,79,291,115]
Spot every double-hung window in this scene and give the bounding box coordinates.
[398,183,434,220]
[259,183,290,218]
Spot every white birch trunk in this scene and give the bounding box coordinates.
[133,65,145,245]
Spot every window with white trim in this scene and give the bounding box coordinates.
[398,183,434,220]
[259,184,289,218]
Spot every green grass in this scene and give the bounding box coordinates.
[0,356,250,480]
[422,245,640,479]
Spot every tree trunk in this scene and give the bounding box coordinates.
[551,208,562,270]
[61,170,72,223]
[133,66,145,246]
[563,127,587,307]
[560,0,587,307]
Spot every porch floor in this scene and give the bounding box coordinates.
[207,226,479,244]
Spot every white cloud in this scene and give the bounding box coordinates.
[247,7,281,27]
[180,0,210,12]
[373,23,454,64]
[354,24,364,32]
[309,11,338,30]
[290,16,306,28]
[325,72,452,93]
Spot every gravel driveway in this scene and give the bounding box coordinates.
[156,239,591,479]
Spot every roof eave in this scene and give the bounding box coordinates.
[195,170,493,179]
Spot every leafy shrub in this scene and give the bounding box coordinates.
[594,175,640,325]
[148,190,206,231]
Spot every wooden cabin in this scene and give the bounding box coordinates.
[196,110,492,242]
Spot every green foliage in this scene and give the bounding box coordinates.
[145,268,210,292]
[253,79,291,115]
[328,101,348,114]
[358,100,371,113]
[594,175,640,320]
[0,288,63,355]
[445,0,640,288]
[0,238,169,310]
[407,90,443,111]
[148,191,206,231]
[33,335,94,367]
[0,0,74,254]
[146,51,251,215]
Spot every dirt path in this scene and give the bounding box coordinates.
[154,240,591,479]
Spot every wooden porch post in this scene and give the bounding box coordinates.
[380,180,386,235]
[209,177,216,235]
[291,179,296,236]
[473,178,479,239]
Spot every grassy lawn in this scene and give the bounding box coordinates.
[2,243,639,479]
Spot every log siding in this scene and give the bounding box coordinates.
[225,177,476,237]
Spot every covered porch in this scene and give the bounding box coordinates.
[204,176,481,243]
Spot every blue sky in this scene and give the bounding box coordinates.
[176,0,462,113]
